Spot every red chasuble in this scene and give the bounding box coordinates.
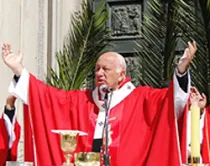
[0,116,20,165]
[24,74,185,166]
[201,106,210,163]
[178,104,189,164]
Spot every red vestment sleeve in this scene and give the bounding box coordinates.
[0,115,20,165]
[201,106,210,163]
[10,119,21,161]
[117,82,186,166]
[143,83,184,165]
[178,104,188,164]
[0,116,8,166]
[24,74,94,165]
[24,104,34,162]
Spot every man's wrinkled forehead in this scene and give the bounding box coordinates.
[95,60,116,70]
[98,52,117,60]
[96,54,117,65]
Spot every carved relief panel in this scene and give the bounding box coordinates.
[110,4,142,38]
[107,0,143,53]
[93,0,144,83]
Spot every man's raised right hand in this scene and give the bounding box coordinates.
[2,43,23,76]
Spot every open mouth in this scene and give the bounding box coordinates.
[96,79,106,86]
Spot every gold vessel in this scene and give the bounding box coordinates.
[74,152,101,166]
[60,132,78,166]
[182,157,209,166]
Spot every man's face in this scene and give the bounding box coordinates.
[95,53,125,90]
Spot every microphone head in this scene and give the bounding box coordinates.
[99,85,113,100]
[108,87,113,92]
[99,85,113,93]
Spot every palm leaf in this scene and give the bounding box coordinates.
[134,0,210,103]
[47,0,111,90]
[176,0,209,102]
[134,0,168,88]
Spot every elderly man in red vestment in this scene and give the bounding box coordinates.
[2,41,196,166]
[0,95,20,165]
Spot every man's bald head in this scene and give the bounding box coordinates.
[95,52,127,89]
[97,52,127,73]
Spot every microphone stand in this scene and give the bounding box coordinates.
[104,90,113,166]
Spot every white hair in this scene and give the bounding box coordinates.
[114,53,127,73]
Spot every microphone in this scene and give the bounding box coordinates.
[101,85,113,166]
[99,85,113,94]
[99,85,113,100]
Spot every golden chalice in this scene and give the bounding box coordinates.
[61,132,78,166]
[182,156,209,166]
[51,130,88,166]
[75,152,101,166]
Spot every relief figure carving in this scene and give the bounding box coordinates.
[111,5,141,37]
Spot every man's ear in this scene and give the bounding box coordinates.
[119,69,126,82]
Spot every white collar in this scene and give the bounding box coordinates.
[92,82,136,111]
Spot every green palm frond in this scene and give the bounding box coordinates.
[134,0,168,87]
[134,0,210,102]
[199,0,210,102]
[208,0,210,7]
[47,0,111,90]
[176,0,209,101]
